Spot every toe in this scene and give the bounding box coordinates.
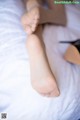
[32,19,39,31]
[25,25,32,34]
[34,14,40,20]
[33,19,39,25]
[31,26,36,32]
[21,13,28,25]
[31,24,37,32]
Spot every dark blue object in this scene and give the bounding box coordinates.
[60,39,80,53]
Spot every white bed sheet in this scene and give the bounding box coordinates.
[0,0,80,120]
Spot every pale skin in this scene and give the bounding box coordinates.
[21,0,67,97]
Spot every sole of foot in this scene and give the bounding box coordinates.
[26,34,60,97]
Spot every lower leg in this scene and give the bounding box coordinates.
[26,25,60,97]
[38,6,67,26]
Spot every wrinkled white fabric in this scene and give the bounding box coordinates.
[0,1,80,120]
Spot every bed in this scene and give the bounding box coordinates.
[0,0,80,120]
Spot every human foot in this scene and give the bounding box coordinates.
[26,34,60,97]
[21,6,40,34]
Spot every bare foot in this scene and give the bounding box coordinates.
[26,34,60,97]
[21,6,40,34]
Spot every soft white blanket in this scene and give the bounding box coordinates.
[0,0,80,120]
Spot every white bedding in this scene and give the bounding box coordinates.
[0,0,80,120]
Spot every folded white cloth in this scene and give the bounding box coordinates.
[0,1,80,120]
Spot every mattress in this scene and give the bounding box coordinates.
[0,0,80,120]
